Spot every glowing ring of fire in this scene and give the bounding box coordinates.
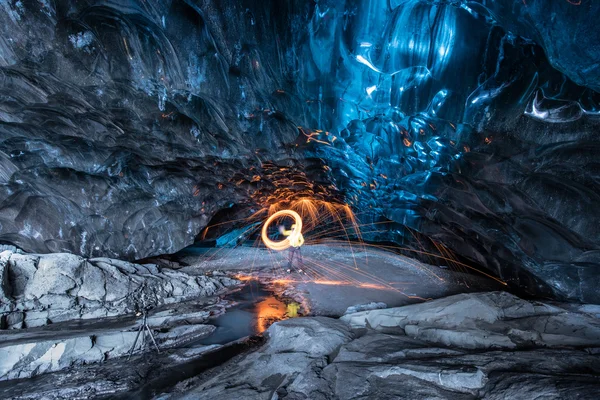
[261,210,303,251]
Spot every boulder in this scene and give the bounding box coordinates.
[173,317,354,400]
[76,261,106,302]
[265,317,353,357]
[6,253,38,298]
[24,254,83,300]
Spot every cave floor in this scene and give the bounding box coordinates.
[176,242,504,316]
[0,284,267,399]
[0,244,514,399]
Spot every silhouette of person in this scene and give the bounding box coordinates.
[279,224,304,272]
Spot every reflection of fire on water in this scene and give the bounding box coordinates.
[235,274,255,282]
[255,295,303,333]
[231,276,302,333]
[255,297,288,333]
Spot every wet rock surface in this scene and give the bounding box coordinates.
[341,291,600,349]
[0,305,219,382]
[0,337,230,400]
[0,247,241,383]
[159,292,600,400]
[0,259,282,398]
[176,244,505,317]
[161,317,355,400]
[0,267,598,400]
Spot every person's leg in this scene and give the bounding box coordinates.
[288,247,295,270]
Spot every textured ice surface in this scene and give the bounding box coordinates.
[300,0,600,301]
[0,0,598,300]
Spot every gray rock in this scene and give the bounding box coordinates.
[5,312,24,329]
[334,333,464,364]
[309,346,600,399]
[23,310,49,328]
[0,251,12,304]
[24,254,83,300]
[38,294,74,310]
[0,245,23,254]
[341,291,600,350]
[165,292,600,400]
[344,301,387,315]
[156,325,216,348]
[93,261,131,303]
[483,373,600,400]
[89,258,138,274]
[403,324,515,350]
[0,337,98,381]
[172,317,354,400]
[265,317,353,357]
[0,339,222,400]
[578,304,600,318]
[76,261,106,302]
[146,309,211,328]
[0,250,239,329]
[6,253,38,298]
[0,320,216,381]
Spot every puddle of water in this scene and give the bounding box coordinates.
[197,280,298,345]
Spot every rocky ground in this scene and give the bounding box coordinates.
[0,246,598,399]
[160,291,600,400]
[0,249,238,329]
[0,249,239,382]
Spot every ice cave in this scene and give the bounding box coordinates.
[0,0,599,398]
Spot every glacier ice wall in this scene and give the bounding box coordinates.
[0,0,599,301]
[301,0,600,301]
[0,0,313,259]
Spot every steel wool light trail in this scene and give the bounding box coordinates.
[261,210,303,251]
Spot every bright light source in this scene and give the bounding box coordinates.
[261,210,303,251]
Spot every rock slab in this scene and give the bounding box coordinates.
[162,292,600,400]
[0,250,238,329]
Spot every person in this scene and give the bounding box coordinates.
[279,223,304,272]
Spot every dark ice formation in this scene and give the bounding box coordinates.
[0,0,305,259]
[0,0,599,301]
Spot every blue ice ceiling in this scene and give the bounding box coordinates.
[300,0,600,302]
[305,0,600,128]
[0,0,599,302]
[303,0,600,147]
